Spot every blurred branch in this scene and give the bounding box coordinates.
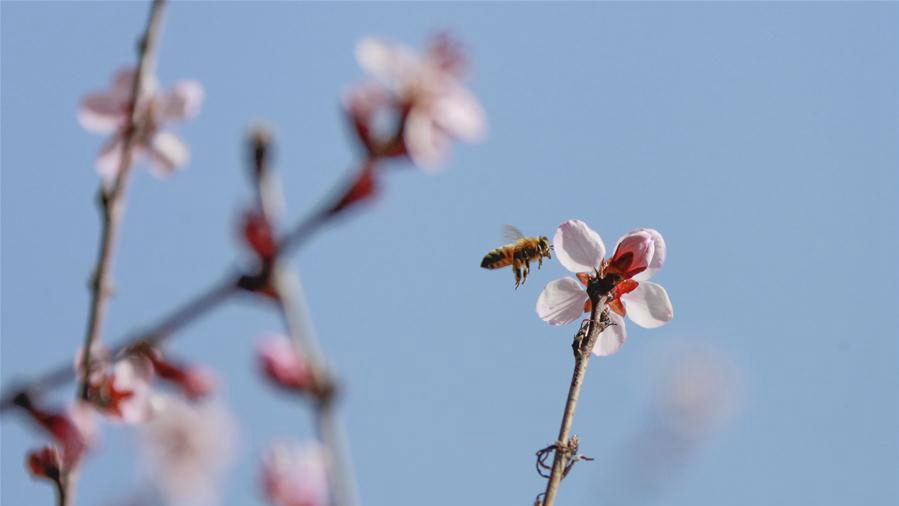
[0,153,373,414]
[250,129,359,506]
[538,296,609,506]
[77,0,167,401]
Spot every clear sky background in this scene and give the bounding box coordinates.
[2,2,897,506]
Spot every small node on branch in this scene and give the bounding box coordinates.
[248,124,274,180]
[328,162,377,217]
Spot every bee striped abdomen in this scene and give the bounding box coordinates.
[480,247,514,269]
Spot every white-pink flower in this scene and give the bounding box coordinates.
[138,395,237,506]
[261,441,329,506]
[78,67,204,180]
[257,334,312,392]
[536,220,673,356]
[74,347,154,423]
[351,34,486,169]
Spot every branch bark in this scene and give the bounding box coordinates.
[252,130,359,506]
[77,0,167,400]
[540,295,609,506]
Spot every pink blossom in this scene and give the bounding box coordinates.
[75,347,154,423]
[257,335,312,392]
[26,446,63,481]
[78,67,204,180]
[138,395,237,506]
[349,34,486,169]
[536,220,673,356]
[145,351,218,401]
[17,398,96,468]
[261,441,329,506]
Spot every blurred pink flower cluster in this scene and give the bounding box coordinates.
[345,34,486,170]
[261,441,329,506]
[78,67,204,180]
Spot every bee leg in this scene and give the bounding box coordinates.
[513,258,522,289]
[522,259,531,285]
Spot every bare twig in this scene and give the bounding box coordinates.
[251,129,359,506]
[77,0,167,400]
[0,164,370,412]
[539,296,610,506]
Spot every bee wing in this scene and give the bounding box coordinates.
[502,224,526,242]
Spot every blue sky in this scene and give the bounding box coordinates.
[2,2,897,506]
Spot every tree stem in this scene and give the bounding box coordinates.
[77,0,167,400]
[541,297,607,506]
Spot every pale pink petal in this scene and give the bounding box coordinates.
[608,230,655,279]
[111,67,159,98]
[355,37,420,88]
[146,131,189,176]
[257,335,311,391]
[621,281,673,328]
[404,108,448,171]
[139,396,237,506]
[552,220,606,274]
[95,135,129,180]
[113,355,154,424]
[158,80,205,123]
[593,312,627,356]
[78,92,127,133]
[262,441,330,506]
[431,85,486,142]
[110,67,137,97]
[536,277,589,326]
[630,228,667,282]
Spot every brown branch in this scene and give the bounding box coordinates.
[77,0,168,400]
[539,296,609,506]
[0,174,361,414]
[251,129,359,506]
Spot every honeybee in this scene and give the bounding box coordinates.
[480,225,552,288]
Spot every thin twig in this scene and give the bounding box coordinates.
[0,166,366,413]
[77,0,167,400]
[539,296,609,506]
[252,130,359,506]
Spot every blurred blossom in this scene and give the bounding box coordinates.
[241,208,278,261]
[261,441,329,506]
[536,220,673,356]
[133,345,218,401]
[348,34,486,169]
[18,399,96,468]
[658,350,738,441]
[138,395,237,506]
[257,334,312,392]
[598,344,740,505]
[26,445,63,482]
[76,347,155,423]
[78,67,204,180]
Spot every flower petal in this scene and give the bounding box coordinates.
[536,277,589,325]
[158,80,205,123]
[355,37,419,89]
[112,355,154,424]
[607,230,655,280]
[552,220,606,273]
[593,311,627,356]
[146,131,189,176]
[431,85,486,142]
[631,228,666,281]
[78,93,127,133]
[404,108,448,171]
[96,136,129,181]
[621,281,673,328]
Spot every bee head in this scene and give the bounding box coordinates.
[540,236,552,257]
